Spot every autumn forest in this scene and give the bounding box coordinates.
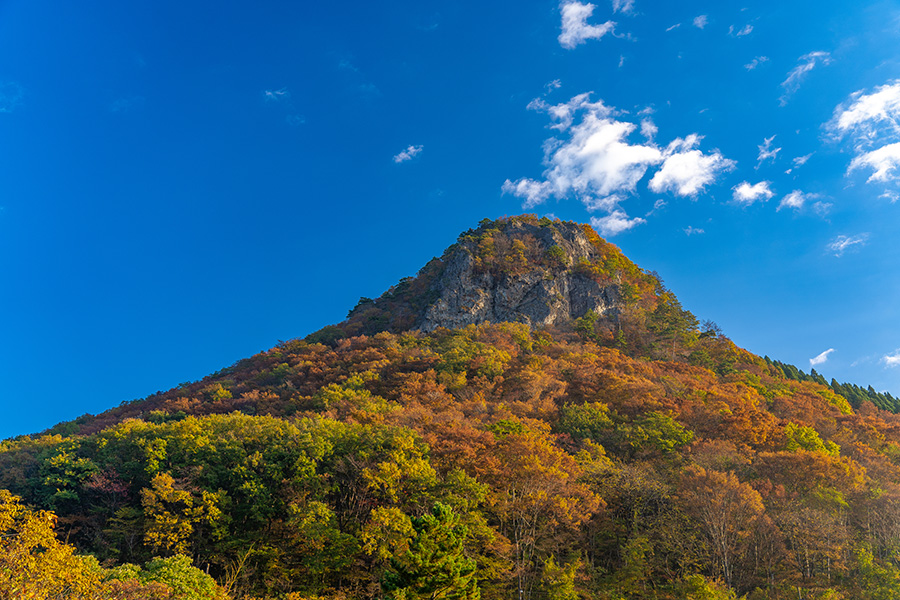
[4,216,900,600]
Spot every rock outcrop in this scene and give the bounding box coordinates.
[417,219,620,331]
[314,215,640,341]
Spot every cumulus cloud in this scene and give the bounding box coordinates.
[501,178,553,208]
[780,52,832,106]
[692,15,708,29]
[393,145,424,163]
[829,80,900,141]
[732,181,774,205]
[810,348,835,367]
[648,135,736,196]
[848,142,900,182]
[729,24,753,37]
[744,56,769,70]
[827,233,869,257]
[884,350,900,368]
[591,211,646,235]
[504,93,735,234]
[559,2,616,49]
[611,0,634,14]
[826,81,900,184]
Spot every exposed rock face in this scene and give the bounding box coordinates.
[417,219,620,331]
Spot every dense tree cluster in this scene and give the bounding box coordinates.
[5,315,900,599]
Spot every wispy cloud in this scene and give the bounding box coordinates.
[559,2,616,49]
[545,79,563,93]
[780,51,832,106]
[827,233,869,256]
[0,81,24,113]
[666,23,681,32]
[263,88,291,102]
[744,56,769,70]
[810,348,835,367]
[732,181,774,204]
[757,135,781,167]
[684,226,705,235]
[692,15,708,29]
[777,189,819,211]
[109,96,145,113]
[729,24,753,37]
[393,145,424,164]
[786,153,813,174]
[504,93,734,234]
[611,0,634,14]
[591,211,645,236]
[884,350,900,368]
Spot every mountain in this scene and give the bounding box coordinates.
[4,215,900,600]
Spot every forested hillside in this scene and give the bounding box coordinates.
[4,216,900,600]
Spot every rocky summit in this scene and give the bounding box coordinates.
[317,215,646,341]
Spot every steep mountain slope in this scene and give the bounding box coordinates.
[4,215,900,600]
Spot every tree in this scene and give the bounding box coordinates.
[678,466,766,588]
[382,503,480,600]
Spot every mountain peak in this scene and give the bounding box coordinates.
[310,215,662,342]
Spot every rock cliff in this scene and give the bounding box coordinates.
[417,219,620,331]
[310,215,644,341]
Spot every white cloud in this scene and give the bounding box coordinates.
[757,135,781,166]
[780,52,832,106]
[732,181,774,205]
[648,135,736,196]
[666,23,681,32]
[884,350,900,368]
[848,142,900,182]
[684,226,705,235]
[640,118,658,140]
[729,24,753,37]
[827,233,869,257]
[744,56,769,70]
[393,145,424,163]
[829,80,900,141]
[559,2,616,49]
[812,201,832,216]
[286,114,306,126]
[591,210,646,236]
[502,178,553,208]
[611,0,634,14]
[793,153,813,168]
[777,189,819,211]
[880,190,899,203]
[826,81,900,184]
[810,348,835,367]
[545,79,563,93]
[506,93,734,219]
[529,95,663,201]
[263,88,290,102]
[0,81,24,113]
[692,15,708,29]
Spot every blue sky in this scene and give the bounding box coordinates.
[1,0,900,437]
